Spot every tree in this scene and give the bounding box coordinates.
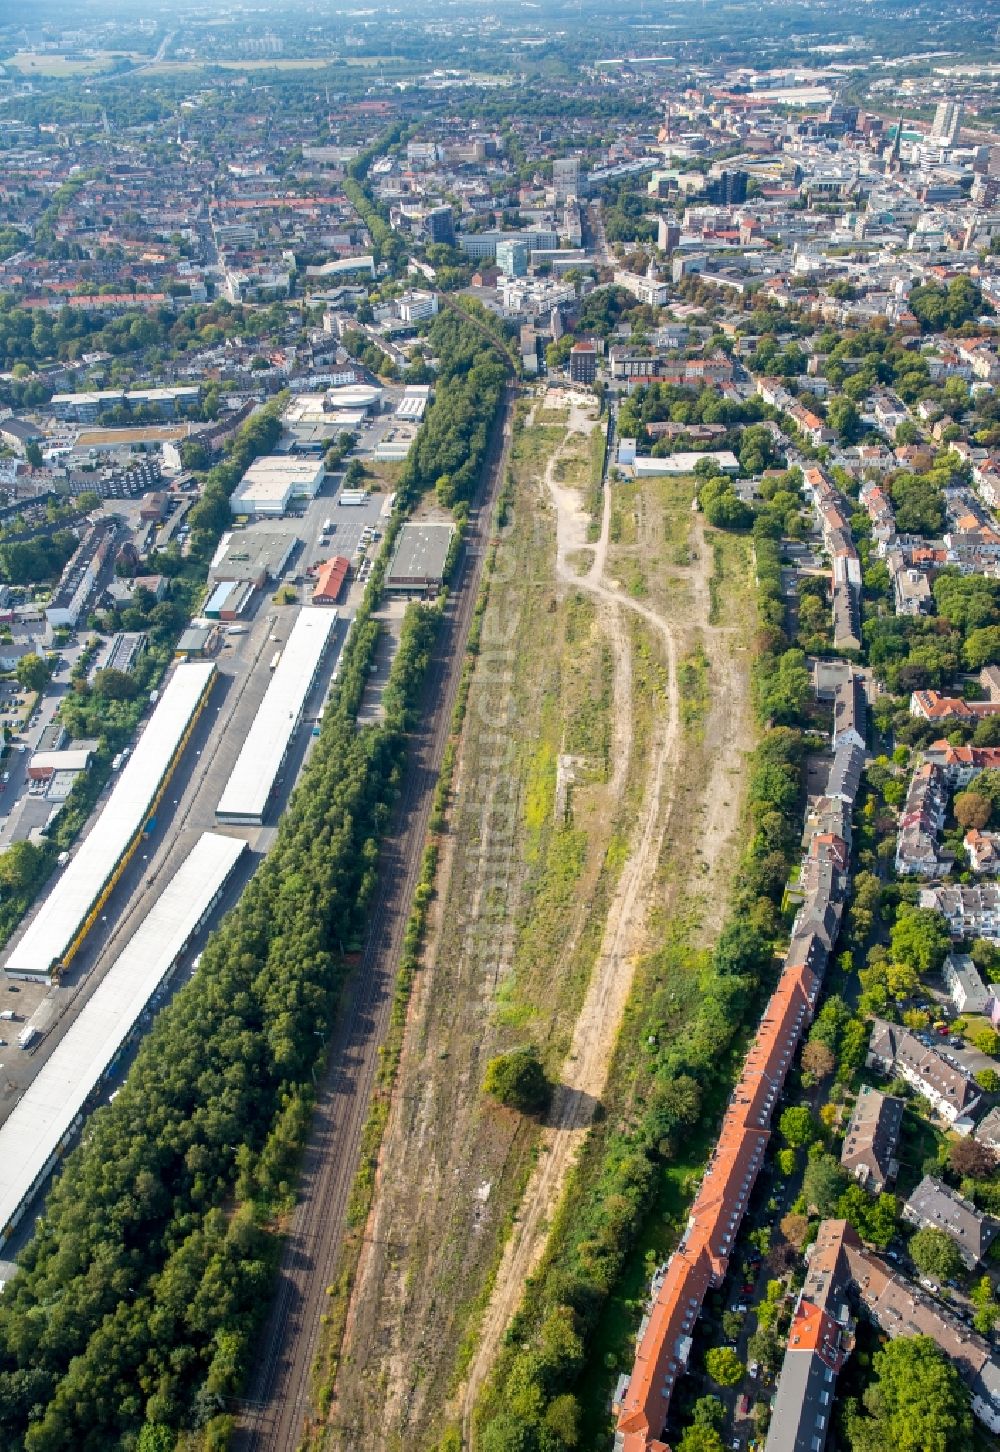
[25,440,43,468]
[779,1212,810,1249]
[890,907,950,976]
[976,1068,1000,1093]
[850,1336,972,1452]
[779,1105,817,1149]
[828,396,861,444]
[92,667,138,701]
[690,1395,724,1429]
[954,791,991,830]
[677,1428,724,1452]
[802,1153,848,1217]
[704,1346,745,1387]
[948,1137,998,1180]
[747,1327,781,1373]
[15,652,50,694]
[909,1226,964,1283]
[482,1045,550,1113]
[801,1041,835,1080]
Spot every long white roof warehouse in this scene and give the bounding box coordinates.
[5,660,216,982]
[0,831,247,1246]
[216,607,338,825]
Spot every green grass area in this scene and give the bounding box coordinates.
[9,50,125,75]
[678,646,711,735]
[709,530,754,633]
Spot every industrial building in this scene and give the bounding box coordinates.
[216,609,338,825]
[312,556,350,605]
[209,530,297,588]
[395,386,432,422]
[203,579,256,621]
[0,833,247,1248]
[5,661,216,983]
[230,455,325,517]
[386,521,456,591]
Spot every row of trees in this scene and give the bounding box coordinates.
[0,597,444,1450]
[0,302,508,1445]
[396,311,508,511]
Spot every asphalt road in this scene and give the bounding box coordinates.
[232,379,519,1452]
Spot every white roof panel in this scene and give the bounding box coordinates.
[0,832,246,1240]
[216,608,337,823]
[6,661,216,979]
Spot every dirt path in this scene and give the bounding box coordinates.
[325,394,754,1452]
[459,400,683,1434]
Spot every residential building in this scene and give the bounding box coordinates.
[902,1175,1000,1268]
[840,1086,903,1194]
[770,1222,1000,1442]
[867,1019,981,1126]
[967,830,1000,874]
[569,341,597,385]
[895,762,949,877]
[553,155,582,200]
[943,952,991,1014]
[832,672,866,751]
[765,1219,855,1452]
[920,884,1000,942]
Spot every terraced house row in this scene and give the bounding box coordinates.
[614,722,866,1452]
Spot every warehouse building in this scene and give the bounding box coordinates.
[386,522,456,591]
[0,833,246,1248]
[203,579,256,621]
[312,556,350,605]
[216,609,338,825]
[4,661,216,983]
[230,456,324,517]
[209,530,297,589]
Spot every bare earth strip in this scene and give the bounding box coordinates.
[325,391,754,1452]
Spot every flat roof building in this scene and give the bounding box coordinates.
[216,609,338,825]
[209,529,297,587]
[386,522,456,591]
[4,662,216,982]
[0,833,246,1246]
[230,456,324,517]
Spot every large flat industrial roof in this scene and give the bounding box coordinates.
[0,832,247,1243]
[387,521,456,587]
[5,661,216,980]
[216,608,338,824]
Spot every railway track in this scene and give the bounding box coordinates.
[233,379,519,1452]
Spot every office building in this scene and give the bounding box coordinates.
[931,101,963,146]
[425,205,455,247]
[496,237,530,277]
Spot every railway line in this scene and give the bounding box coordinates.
[233,378,519,1452]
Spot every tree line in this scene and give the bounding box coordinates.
[0,317,508,1451]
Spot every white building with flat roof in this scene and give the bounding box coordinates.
[0,832,246,1246]
[216,608,339,824]
[5,662,216,982]
[230,455,324,517]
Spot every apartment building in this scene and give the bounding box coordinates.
[840,1086,903,1194]
[867,1019,981,1126]
[903,1175,1000,1268]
